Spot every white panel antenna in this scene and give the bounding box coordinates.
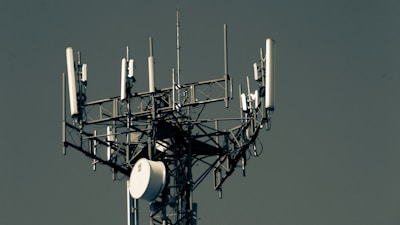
[107,126,115,161]
[251,90,259,108]
[128,59,134,78]
[246,76,252,109]
[253,63,260,81]
[82,64,88,82]
[66,47,78,116]
[240,93,248,112]
[265,38,275,111]
[120,58,127,101]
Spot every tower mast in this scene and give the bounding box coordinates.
[61,11,276,225]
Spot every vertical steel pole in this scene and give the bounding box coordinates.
[186,123,193,225]
[127,181,133,225]
[176,9,180,87]
[223,24,228,78]
[127,181,138,225]
[62,73,66,155]
[134,199,139,225]
[224,24,229,108]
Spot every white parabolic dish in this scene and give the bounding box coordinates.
[129,158,166,201]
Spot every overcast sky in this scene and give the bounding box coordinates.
[1,0,400,225]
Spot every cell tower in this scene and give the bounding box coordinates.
[62,11,275,225]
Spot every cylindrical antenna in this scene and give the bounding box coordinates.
[121,58,127,100]
[149,37,153,57]
[148,56,155,93]
[126,46,130,61]
[224,24,228,76]
[65,47,78,116]
[265,38,275,111]
[148,37,155,93]
[224,24,230,108]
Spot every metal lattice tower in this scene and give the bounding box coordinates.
[62,11,275,225]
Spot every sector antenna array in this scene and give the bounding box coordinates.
[61,13,276,225]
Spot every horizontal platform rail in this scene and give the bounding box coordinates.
[82,76,231,125]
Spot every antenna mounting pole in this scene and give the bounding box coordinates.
[224,24,228,76]
[176,8,181,86]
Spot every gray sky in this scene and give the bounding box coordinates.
[1,0,400,225]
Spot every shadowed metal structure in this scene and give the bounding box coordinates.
[62,11,275,225]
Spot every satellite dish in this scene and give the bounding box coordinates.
[129,158,166,201]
